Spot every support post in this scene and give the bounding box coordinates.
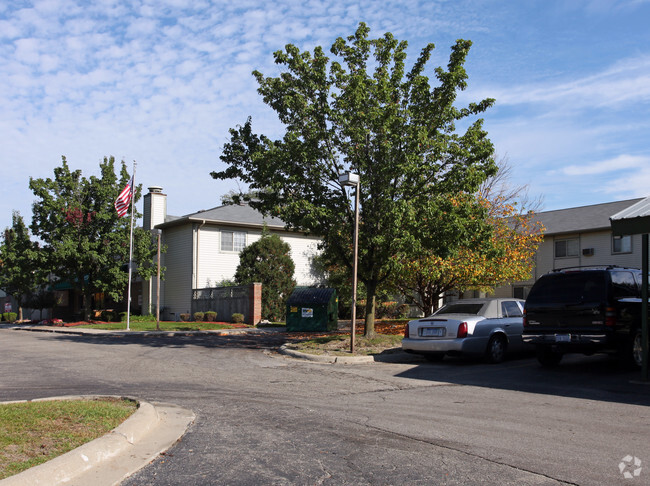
[642,233,648,381]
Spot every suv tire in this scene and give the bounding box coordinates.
[536,346,563,367]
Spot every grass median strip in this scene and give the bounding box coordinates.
[288,334,404,356]
[0,398,137,480]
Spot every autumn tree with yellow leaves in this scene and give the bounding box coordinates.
[389,161,545,315]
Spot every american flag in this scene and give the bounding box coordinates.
[114,177,133,217]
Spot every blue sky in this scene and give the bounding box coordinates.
[2,0,650,232]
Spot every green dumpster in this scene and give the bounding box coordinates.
[286,288,338,332]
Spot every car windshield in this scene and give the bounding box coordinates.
[434,303,484,315]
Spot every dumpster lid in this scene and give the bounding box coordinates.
[286,287,337,305]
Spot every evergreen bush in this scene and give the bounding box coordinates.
[234,229,296,320]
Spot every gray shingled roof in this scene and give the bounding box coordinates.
[533,198,644,235]
[158,204,286,229]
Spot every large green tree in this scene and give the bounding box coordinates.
[213,23,497,335]
[0,211,46,321]
[29,156,158,321]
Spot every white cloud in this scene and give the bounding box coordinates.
[562,155,650,176]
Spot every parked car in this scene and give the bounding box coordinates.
[523,266,647,367]
[402,298,527,363]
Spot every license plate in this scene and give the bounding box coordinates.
[421,327,445,337]
[555,334,571,343]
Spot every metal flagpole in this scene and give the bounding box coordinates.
[126,162,136,331]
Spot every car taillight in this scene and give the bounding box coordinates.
[404,323,410,339]
[523,309,528,328]
[457,322,468,338]
[605,307,617,327]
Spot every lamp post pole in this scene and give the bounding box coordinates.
[338,172,360,354]
[350,180,359,354]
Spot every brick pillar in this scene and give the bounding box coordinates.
[248,282,262,325]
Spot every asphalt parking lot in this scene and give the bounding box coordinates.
[1,328,649,485]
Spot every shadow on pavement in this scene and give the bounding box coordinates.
[395,352,650,407]
[23,329,650,407]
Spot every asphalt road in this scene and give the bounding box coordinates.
[1,328,649,485]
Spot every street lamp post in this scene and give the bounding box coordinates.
[338,172,360,354]
[151,229,162,331]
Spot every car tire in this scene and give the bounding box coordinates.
[631,329,643,369]
[423,352,445,362]
[486,335,507,364]
[536,346,563,367]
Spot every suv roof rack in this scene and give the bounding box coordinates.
[550,265,639,273]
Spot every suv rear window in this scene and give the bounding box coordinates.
[611,271,639,298]
[527,272,607,305]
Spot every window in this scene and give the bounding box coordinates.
[502,301,523,317]
[613,235,632,254]
[221,230,246,252]
[513,286,530,300]
[611,271,638,298]
[555,238,579,258]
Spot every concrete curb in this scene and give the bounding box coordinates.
[0,396,195,486]
[278,344,418,364]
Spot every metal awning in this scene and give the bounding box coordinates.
[610,196,650,381]
[611,197,650,236]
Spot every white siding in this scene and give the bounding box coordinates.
[195,225,241,288]
[194,225,321,288]
[278,231,321,285]
[160,224,193,320]
[494,229,646,298]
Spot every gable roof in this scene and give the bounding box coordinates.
[157,203,287,230]
[534,198,644,236]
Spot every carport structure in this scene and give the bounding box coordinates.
[610,197,650,381]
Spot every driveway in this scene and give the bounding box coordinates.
[1,329,648,485]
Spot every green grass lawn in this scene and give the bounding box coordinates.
[0,398,137,480]
[72,321,249,331]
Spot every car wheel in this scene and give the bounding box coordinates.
[536,346,563,367]
[424,352,445,362]
[486,335,507,364]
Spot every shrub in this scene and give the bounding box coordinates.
[194,312,204,322]
[205,311,217,322]
[234,229,296,321]
[101,310,116,322]
[179,313,191,322]
[231,313,244,324]
[397,304,410,319]
[2,312,17,323]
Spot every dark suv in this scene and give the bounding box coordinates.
[523,266,646,367]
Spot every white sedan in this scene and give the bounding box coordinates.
[402,298,527,363]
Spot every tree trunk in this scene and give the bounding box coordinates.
[363,280,377,337]
[82,288,92,322]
